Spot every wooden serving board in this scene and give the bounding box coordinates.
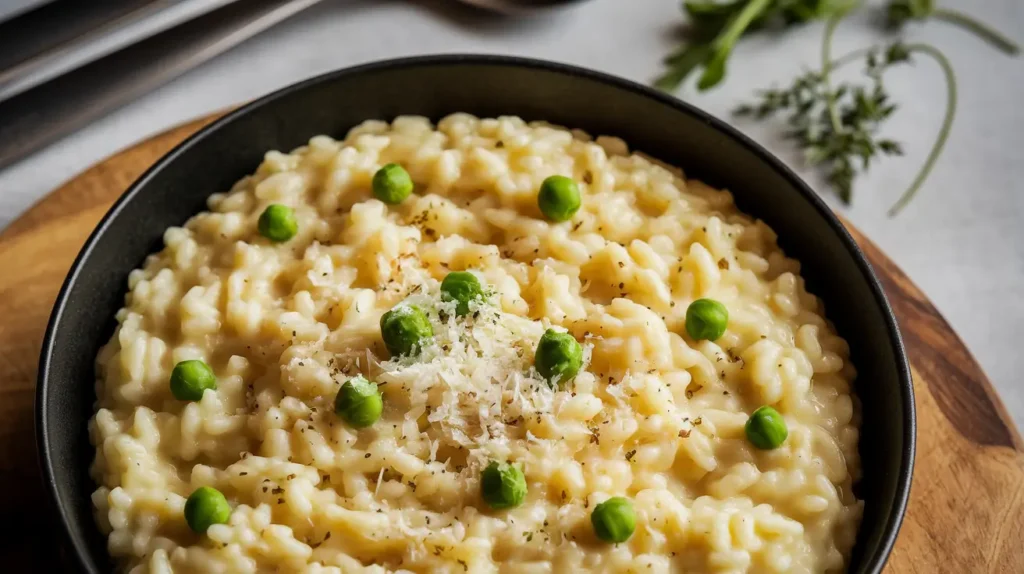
[0,115,1021,573]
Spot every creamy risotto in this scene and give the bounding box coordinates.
[89,114,862,574]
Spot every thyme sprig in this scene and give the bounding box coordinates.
[735,43,913,204]
[657,1,1018,214]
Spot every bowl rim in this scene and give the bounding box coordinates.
[35,53,915,573]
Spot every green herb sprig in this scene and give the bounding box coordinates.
[735,43,913,204]
[654,0,849,93]
[657,0,1019,214]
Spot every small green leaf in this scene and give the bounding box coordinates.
[695,0,774,91]
[654,44,714,92]
[685,0,746,25]
[878,139,904,155]
[887,0,934,27]
[697,54,728,91]
[886,42,913,63]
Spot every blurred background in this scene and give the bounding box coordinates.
[0,0,1021,427]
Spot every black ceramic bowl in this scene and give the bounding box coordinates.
[37,55,914,573]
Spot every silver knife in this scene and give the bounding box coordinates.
[0,0,323,171]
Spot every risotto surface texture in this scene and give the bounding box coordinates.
[90,114,862,574]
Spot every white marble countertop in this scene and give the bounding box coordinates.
[0,0,1021,427]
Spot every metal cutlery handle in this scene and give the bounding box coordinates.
[0,0,323,171]
[0,0,241,102]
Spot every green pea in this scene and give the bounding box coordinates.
[537,175,581,222]
[480,461,527,510]
[745,406,788,450]
[169,359,217,401]
[534,329,583,387]
[685,298,729,341]
[372,163,414,204]
[380,305,434,357]
[184,486,231,534]
[590,496,636,543]
[334,376,383,428]
[440,271,485,316]
[257,204,298,243]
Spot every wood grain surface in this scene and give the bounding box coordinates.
[0,115,1020,572]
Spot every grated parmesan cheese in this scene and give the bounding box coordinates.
[376,285,587,472]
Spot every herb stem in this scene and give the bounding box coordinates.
[821,8,855,135]
[697,0,774,90]
[932,8,1020,56]
[888,43,957,216]
[829,47,875,71]
[716,0,772,49]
